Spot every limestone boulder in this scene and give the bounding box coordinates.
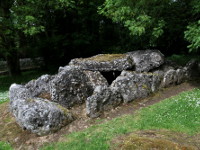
[25,74,53,99]
[126,50,164,72]
[111,71,162,103]
[176,68,187,84]
[160,66,189,88]
[83,70,109,88]
[184,59,200,78]
[69,54,134,71]
[161,69,177,88]
[50,65,108,108]
[9,84,74,135]
[86,86,122,118]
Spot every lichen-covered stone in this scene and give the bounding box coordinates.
[176,68,187,84]
[126,50,164,72]
[25,74,53,98]
[50,66,94,108]
[9,84,33,101]
[9,84,74,135]
[161,69,177,87]
[84,70,109,88]
[69,54,134,71]
[184,59,200,78]
[50,65,108,108]
[86,86,122,118]
[111,71,161,103]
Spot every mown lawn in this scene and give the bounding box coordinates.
[41,88,200,150]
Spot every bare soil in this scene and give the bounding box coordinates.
[0,80,200,150]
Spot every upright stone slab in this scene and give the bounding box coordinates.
[111,71,162,103]
[50,65,108,108]
[184,59,200,78]
[25,74,53,99]
[161,69,178,87]
[69,54,134,71]
[86,86,122,118]
[126,50,164,72]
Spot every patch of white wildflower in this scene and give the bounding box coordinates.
[136,88,200,133]
[0,91,9,104]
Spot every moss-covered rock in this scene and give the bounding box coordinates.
[69,54,134,71]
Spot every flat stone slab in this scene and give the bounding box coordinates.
[69,54,134,71]
[126,50,165,72]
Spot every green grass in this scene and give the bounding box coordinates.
[167,54,200,66]
[0,141,13,150]
[42,88,200,150]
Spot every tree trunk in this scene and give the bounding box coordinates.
[6,51,21,77]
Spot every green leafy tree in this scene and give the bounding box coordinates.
[99,0,197,54]
[0,0,21,76]
[0,0,74,76]
[184,0,200,52]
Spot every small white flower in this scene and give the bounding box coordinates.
[195,101,200,107]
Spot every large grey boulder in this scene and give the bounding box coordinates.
[86,86,122,118]
[9,84,74,135]
[161,67,189,88]
[176,68,187,84]
[25,74,53,99]
[161,69,177,88]
[111,71,162,103]
[69,54,134,71]
[83,70,109,88]
[184,59,200,78]
[50,65,108,108]
[126,50,164,72]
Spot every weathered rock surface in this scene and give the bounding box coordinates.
[50,65,108,108]
[69,54,134,71]
[184,59,200,78]
[161,69,177,87]
[25,74,53,99]
[176,68,187,84]
[110,71,162,103]
[126,50,164,72]
[84,70,109,88]
[86,86,122,118]
[9,84,74,135]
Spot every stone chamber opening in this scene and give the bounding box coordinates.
[100,71,121,85]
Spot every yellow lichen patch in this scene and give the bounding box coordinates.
[86,54,126,62]
[120,136,194,150]
[55,104,70,116]
[112,130,198,150]
[38,92,51,100]
[27,98,35,102]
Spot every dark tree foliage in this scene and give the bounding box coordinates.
[0,0,199,76]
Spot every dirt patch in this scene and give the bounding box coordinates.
[111,130,200,150]
[0,80,200,150]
